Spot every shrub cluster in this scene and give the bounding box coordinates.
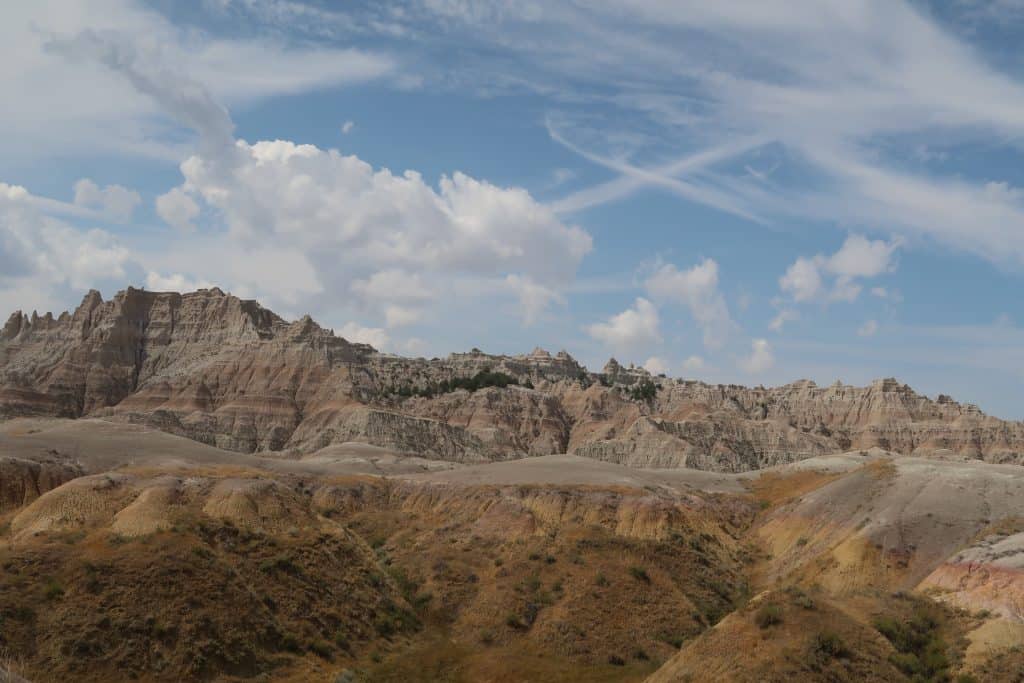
[629,379,658,402]
[874,604,952,680]
[387,368,530,398]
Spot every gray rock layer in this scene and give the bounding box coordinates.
[2,287,1023,471]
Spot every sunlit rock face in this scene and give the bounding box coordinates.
[3,286,1023,470]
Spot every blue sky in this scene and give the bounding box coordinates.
[3,1,1024,418]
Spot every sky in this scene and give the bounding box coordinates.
[3,1,1024,419]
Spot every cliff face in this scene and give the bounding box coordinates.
[2,286,1023,470]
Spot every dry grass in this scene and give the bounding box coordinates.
[745,470,842,509]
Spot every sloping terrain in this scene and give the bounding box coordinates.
[3,425,1024,680]
[3,287,1024,471]
[0,444,757,682]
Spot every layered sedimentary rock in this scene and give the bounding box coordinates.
[3,286,1024,471]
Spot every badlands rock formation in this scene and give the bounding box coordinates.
[2,286,1023,471]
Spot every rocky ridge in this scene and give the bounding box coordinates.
[2,286,1023,471]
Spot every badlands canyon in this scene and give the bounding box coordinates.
[2,286,1024,682]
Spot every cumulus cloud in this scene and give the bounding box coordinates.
[145,271,214,292]
[643,356,669,375]
[644,258,734,349]
[150,139,592,325]
[0,182,134,309]
[682,355,705,372]
[384,305,421,328]
[341,120,355,134]
[351,269,432,308]
[779,257,823,302]
[156,187,200,232]
[338,321,389,349]
[586,297,661,351]
[72,178,140,222]
[740,338,774,374]
[780,235,899,304]
[57,28,591,330]
[505,274,565,326]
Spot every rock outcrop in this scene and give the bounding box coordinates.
[3,286,1024,471]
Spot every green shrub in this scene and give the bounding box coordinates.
[811,631,849,659]
[308,639,333,659]
[191,546,213,560]
[608,654,626,666]
[629,379,657,402]
[874,602,953,680]
[259,554,300,574]
[279,634,302,653]
[628,566,651,583]
[755,604,783,629]
[44,579,64,601]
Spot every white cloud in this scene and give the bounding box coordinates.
[56,29,591,331]
[739,338,774,374]
[827,234,901,280]
[769,309,799,332]
[586,297,661,351]
[352,269,432,307]
[0,182,134,307]
[857,319,879,337]
[779,234,899,304]
[341,120,355,134]
[505,274,564,326]
[871,286,889,298]
[401,336,428,356]
[72,178,140,222]
[644,258,733,349]
[371,1,1024,269]
[156,187,200,232]
[0,2,395,164]
[145,271,214,292]
[682,355,705,372]
[779,256,823,302]
[338,321,389,349]
[643,356,669,375]
[169,141,592,299]
[384,305,421,328]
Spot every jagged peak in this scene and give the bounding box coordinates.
[603,357,622,374]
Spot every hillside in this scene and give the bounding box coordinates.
[2,286,1024,473]
[2,286,1022,472]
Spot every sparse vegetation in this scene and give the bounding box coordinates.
[873,601,953,681]
[628,566,650,583]
[756,604,783,629]
[308,639,333,659]
[43,579,64,601]
[809,631,849,661]
[388,367,521,398]
[629,379,657,402]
